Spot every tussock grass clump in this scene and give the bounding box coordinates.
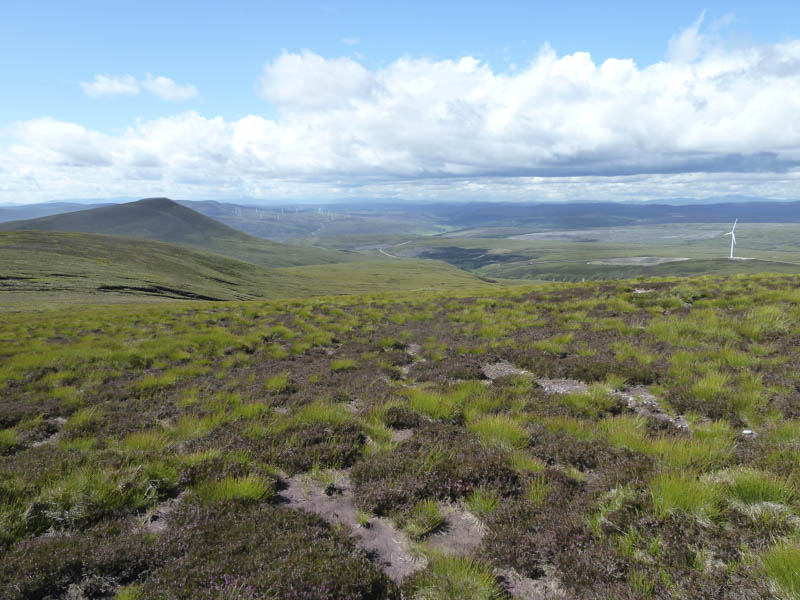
[650,472,723,522]
[713,468,796,506]
[526,475,551,507]
[114,585,143,600]
[265,343,289,359]
[740,305,792,342]
[168,414,225,442]
[509,450,545,474]
[64,406,102,437]
[331,358,356,371]
[122,430,168,453]
[0,428,21,455]
[465,487,499,521]
[403,555,502,600]
[467,415,528,450]
[602,415,734,470]
[763,543,800,600]
[264,372,290,393]
[408,388,462,422]
[559,384,620,419]
[289,401,353,428]
[134,372,177,393]
[26,466,160,534]
[691,370,729,403]
[194,473,274,503]
[404,499,445,539]
[266,324,295,340]
[532,333,573,355]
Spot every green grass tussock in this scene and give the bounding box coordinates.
[763,543,800,600]
[403,555,503,600]
[650,472,723,522]
[404,499,446,540]
[194,473,274,503]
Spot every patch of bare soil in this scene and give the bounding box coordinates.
[427,504,484,555]
[538,377,690,432]
[391,429,414,443]
[141,491,187,534]
[277,472,423,582]
[535,378,588,395]
[406,343,422,357]
[31,416,67,447]
[401,344,425,376]
[498,568,568,600]
[482,361,529,380]
[617,386,689,432]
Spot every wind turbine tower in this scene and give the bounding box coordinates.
[724,219,737,259]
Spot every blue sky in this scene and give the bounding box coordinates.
[2,1,800,203]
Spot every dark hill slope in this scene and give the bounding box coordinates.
[0,198,357,268]
[0,231,490,307]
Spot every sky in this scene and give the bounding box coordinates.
[2,1,800,204]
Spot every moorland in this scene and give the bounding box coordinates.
[2,198,800,599]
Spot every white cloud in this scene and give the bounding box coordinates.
[6,21,800,203]
[257,50,376,109]
[140,74,198,101]
[80,73,197,101]
[81,74,140,98]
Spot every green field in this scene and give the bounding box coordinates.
[3,273,800,598]
[300,223,800,282]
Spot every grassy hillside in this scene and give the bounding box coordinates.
[0,230,492,308]
[0,198,357,268]
[2,273,800,598]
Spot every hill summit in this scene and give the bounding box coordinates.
[0,197,251,244]
[0,198,356,268]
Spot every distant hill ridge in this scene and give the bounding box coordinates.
[0,198,357,268]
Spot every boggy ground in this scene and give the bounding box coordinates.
[3,274,800,598]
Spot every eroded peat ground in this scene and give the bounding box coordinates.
[3,274,800,598]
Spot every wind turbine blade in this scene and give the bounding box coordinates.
[732,219,737,232]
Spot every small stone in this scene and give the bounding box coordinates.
[742,429,756,438]
[673,416,690,432]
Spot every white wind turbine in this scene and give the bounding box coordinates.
[724,219,737,259]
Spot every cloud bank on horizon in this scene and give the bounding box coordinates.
[4,14,800,203]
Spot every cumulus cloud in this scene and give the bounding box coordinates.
[81,73,197,101]
[6,19,800,202]
[258,50,376,109]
